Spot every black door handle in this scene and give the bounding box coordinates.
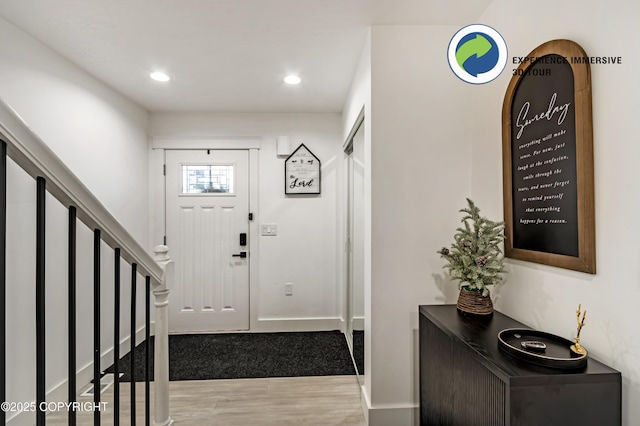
[232,252,247,258]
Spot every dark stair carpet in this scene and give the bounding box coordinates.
[106,330,356,382]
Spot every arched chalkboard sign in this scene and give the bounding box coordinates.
[502,40,595,273]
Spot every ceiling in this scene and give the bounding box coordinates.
[0,0,492,113]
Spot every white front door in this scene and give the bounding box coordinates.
[165,149,250,332]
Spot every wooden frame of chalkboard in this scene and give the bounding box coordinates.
[285,143,321,195]
[502,39,595,273]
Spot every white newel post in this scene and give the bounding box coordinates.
[153,245,174,426]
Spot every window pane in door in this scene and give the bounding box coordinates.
[181,164,235,194]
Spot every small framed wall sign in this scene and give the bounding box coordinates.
[285,143,321,194]
[502,39,596,273]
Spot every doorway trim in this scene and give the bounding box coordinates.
[343,108,365,152]
[150,137,261,332]
[342,109,364,333]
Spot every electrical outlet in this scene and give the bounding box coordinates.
[285,283,293,296]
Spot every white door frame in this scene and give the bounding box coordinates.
[150,137,261,332]
[342,110,364,337]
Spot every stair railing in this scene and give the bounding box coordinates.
[0,98,173,426]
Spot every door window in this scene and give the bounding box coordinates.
[180,164,235,194]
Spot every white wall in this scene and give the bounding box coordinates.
[343,29,371,144]
[472,1,640,425]
[341,25,474,425]
[0,16,151,424]
[150,113,343,330]
[0,17,150,243]
[341,29,372,419]
[370,24,474,420]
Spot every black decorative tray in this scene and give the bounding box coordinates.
[498,328,587,370]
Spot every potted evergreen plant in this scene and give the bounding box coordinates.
[437,198,506,315]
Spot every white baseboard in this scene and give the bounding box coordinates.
[360,387,419,426]
[360,384,370,424]
[352,316,364,330]
[7,323,152,426]
[368,405,419,426]
[252,317,343,332]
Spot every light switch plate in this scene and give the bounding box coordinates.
[261,223,277,236]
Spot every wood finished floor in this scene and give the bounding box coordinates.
[46,375,366,425]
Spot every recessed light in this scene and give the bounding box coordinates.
[150,72,170,82]
[284,75,301,85]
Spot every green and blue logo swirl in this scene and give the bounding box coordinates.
[447,24,507,84]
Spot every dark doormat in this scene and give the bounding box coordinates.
[353,329,364,374]
[105,330,355,382]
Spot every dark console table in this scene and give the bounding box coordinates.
[419,305,621,426]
